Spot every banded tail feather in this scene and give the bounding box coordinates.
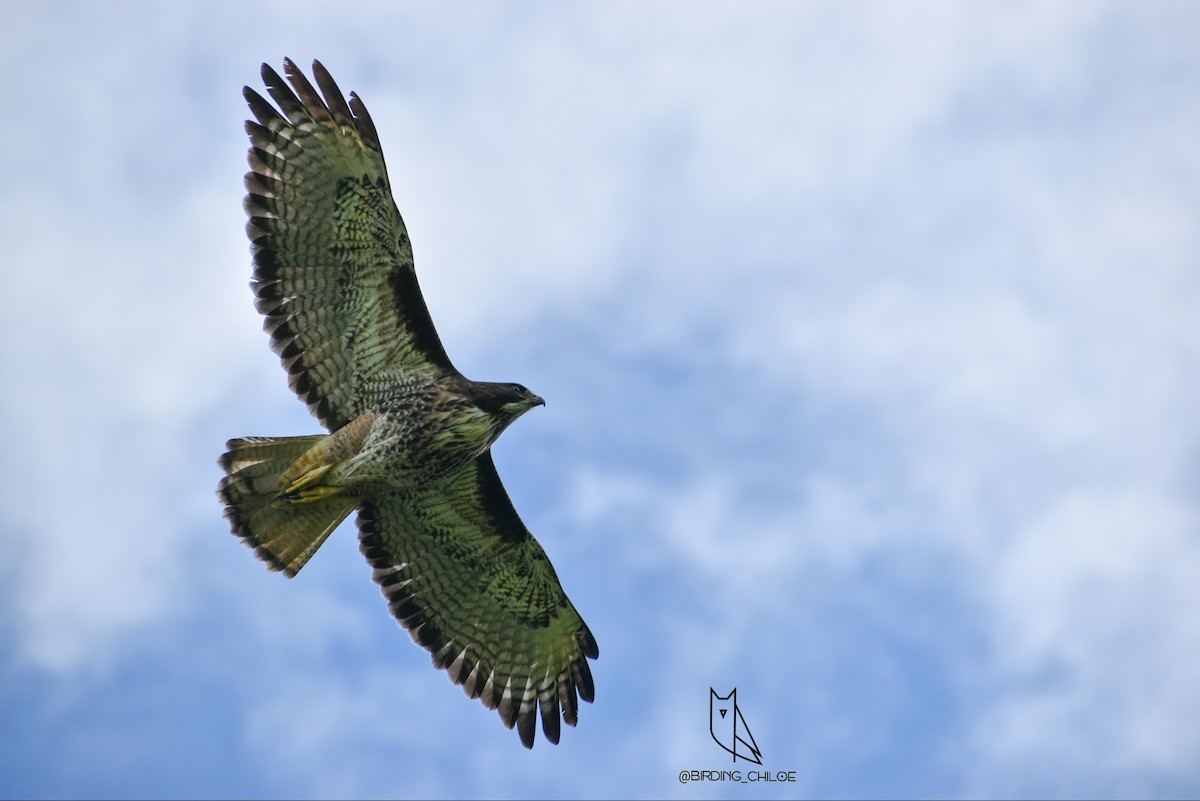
[218,435,357,576]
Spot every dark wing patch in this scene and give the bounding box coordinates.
[244,58,455,431]
[357,453,598,748]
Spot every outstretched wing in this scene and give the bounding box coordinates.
[358,454,598,748]
[244,58,454,431]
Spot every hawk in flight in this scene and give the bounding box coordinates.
[218,59,597,749]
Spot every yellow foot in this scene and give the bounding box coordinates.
[279,462,337,501]
[278,483,344,503]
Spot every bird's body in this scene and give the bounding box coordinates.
[218,59,596,749]
[308,378,541,491]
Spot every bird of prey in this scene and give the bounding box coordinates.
[217,58,597,749]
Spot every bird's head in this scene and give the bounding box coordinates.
[464,381,544,449]
[425,378,544,460]
[472,381,546,421]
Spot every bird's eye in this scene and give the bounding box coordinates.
[511,383,527,395]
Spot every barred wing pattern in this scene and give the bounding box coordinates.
[244,59,453,431]
[359,453,599,748]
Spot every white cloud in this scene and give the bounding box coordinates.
[974,489,1200,793]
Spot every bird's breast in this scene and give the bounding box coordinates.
[337,397,498,489]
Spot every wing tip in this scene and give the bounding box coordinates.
[260,60,284,88]
[516,708,537,749]
[580,624,599,660]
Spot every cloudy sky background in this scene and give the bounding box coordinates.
[2,2,1199,798]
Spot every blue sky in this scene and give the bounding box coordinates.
[2,2,1199,798]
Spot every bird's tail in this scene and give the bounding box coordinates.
[218,435,358,577]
